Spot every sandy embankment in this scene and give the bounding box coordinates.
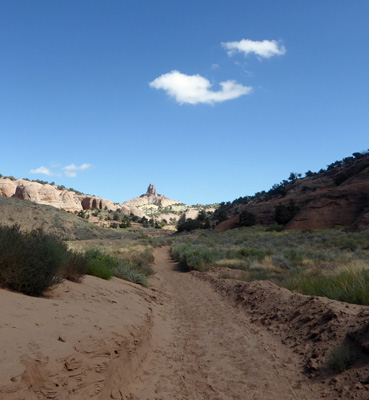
[0,276,153,399]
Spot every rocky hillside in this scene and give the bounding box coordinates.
[123,184,216,225]
[0,179,215,229]
[0,178,120,213]
[123,184,179,208]
[216,151,369,231]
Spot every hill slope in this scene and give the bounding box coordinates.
[217,151,369,231]
[0,196,124,240]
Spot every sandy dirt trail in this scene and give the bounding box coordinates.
[127,247,316,400]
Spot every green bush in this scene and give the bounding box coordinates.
[239,210,256,227]
[84,248,115,279]
[86,259,114,280]
[0,226,66,296]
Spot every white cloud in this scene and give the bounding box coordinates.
[63,163,91,178]
[64,163,91,171]
[211,63,219,70]
[30,166,53,176]
[222,39,286,59]
[149,70,252,105]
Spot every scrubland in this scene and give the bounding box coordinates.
[171,227,369,305]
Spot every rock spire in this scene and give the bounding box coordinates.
[146,184,158,197]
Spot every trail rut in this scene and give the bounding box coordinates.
[126,247,316,400]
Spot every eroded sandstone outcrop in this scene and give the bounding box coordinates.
[79,196,120,212]
[0,179,17,197]
[0,178,118,212]
[124,184,179,208]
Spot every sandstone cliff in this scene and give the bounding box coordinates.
[0,178,119,212]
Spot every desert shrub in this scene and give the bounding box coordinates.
[326,342,359,372]
[113,213,120,221]
[61,252,87,283]
[84,248,115,280]
[239,210,256,227]
[114,260,148,287]
[266,224,284,232]
[84,248,152,285]
[275,199,299,225]
[86,259,114,280]
[335,172,349,186]
[0,226,66,296]
[77,210,90,219]
[187,248,222,271]
[171,243,223,271]
[177,218,202,232]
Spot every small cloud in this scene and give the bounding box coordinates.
[222,39,286,59]
[63,163,91,178]
[149,70,252,105]
[30,166,53,176]
[64,163,91,171]
[211,63,219,70]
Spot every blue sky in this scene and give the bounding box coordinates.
[1,1,368,205]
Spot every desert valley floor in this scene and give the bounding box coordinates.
[1,247,369,399]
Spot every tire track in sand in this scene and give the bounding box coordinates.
[126,247,316,400]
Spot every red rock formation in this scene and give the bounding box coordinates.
[223,154,369,231]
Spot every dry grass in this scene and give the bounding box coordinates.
[171,227,369,305]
